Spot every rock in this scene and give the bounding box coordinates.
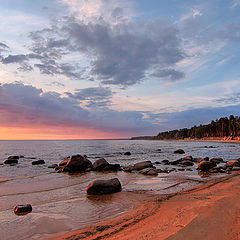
[170,159,182,165]
[182,156,193,161]
[231,167,240,171]
[132,161,154,171]
[54,166,62,171]
[198,160,215,172]
[86,178,122,195]
[122,152,131,156]
[174,149,185,154]
[59,157,70,166]
[123,165,134,172]
[31,160,45,165]
[210,158,223,164]
[104,164,121,171]
[161,160,170,165]
[4,159,18,164]
[154,161,161,164]
[139,168,158,175]
[8,155,19,160]
[156,149,161,152]
[93,158,120,171]
[179,160,194,166]
[62,154,93,172]
[48,164,58,168]
[199,157,209,163]
[93,158,109,171]
[14,204,32,215]
[226,160,240,167]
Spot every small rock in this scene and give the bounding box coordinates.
[86,178,122,195]
[182,156,193,161]
[139,168,158,175]
[54,166,62,171]
[198,160,215,172]
[231,167,240,171]
[210,158,223,164]
[122,152,131,156]
[154,161,161,164]
[14,204,32,215]
[4,159,18,164]
[226,160,240,168]
[161,160,170,165]
[156,149,161,152]
[179,160,194,166]
[174,149,185,154]
[31,160,45,165]
[48,164,58,168]
[93,158,109,171]
[132,161,154,171]
[8,156,19,160]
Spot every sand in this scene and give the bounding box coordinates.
[50,173,240,240]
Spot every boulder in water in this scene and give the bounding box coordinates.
[86,178,122,195]
[198,160,215,172]
[62,154,93,172]
[174,149,185,154]
[31,160,45,165]
[14,204,32,215]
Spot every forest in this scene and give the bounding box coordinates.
[154,115,240,140]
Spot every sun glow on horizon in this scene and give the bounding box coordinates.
[0,127,128,140]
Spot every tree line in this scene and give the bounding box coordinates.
[154,115,240,140]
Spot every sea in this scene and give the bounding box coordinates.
[0,139,239,240]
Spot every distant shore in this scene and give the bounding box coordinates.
[49,173,240,240]
[131,136,240,144]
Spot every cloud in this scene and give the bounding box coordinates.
[59,0,134,24]
[26,17,185,86]
[0,42,10,54]
[232,0,240,8]
[66,86,113,107]
[215,93,240,105]
[0,82,157,135]
[180,9,203,22]
[218,22,240,42]
[151,69,185,81]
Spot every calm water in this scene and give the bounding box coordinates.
[0,140,239,239]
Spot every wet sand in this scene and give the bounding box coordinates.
[51,173,240,240]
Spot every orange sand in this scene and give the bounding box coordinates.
[50,174,240,240]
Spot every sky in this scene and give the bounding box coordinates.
[0,0,240,139]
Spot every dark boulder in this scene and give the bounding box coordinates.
[198,161,215,172]
[8,155,19,160]
[210,158,223,164]
[132,161,154,171]
[199,157,209,163]
[31,160,45,165]
[179,160,194,166]
[162,160,170,165]
[4,159,18,164]
[59,157,70,166]
[170,159,182,165]
[104,164,121,171]
[139,168,158,175]
[122,152,131,156]
[14,204,32,215]
[154,161,161,164]
[225,160,240,168]
[86,178,122,195]
[123,165,134,172]
[174,149,185,154]
[62,154,93,172]
[182,156,193,161]
[93,158,109,171]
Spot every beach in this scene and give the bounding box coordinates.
[0,139,240,240]
[51,173,240,240]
